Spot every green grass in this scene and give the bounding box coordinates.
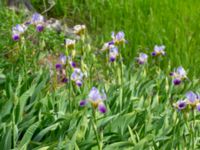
[46,0,200,77]
[1,0,200,149]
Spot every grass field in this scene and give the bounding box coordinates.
[1,0,200,149]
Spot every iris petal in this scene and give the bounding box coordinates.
[177,100,187,110]
[80,100,87,107]
[98,103,107,113]
[186,91,196,103]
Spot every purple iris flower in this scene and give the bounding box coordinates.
[71,68,84,87]
[36,24,44,32]
[110,57,116,62]
[66,56,76,68]
[176,100,187,110]
[116,32,125,41]
[173,78,181,85]
[70,61,76,68]
[80,100,87,107]
[89,87,103,101]
[12,34,20,41]
[108,41,114,45]
[152,45,166,56]
[80,87,107,113]
[31,13,44,24]
[101,42,114,51]
[136,53,148,64]
[31,13,45,32]
[177,66,186,77]
[55,63,62,70]
[109,46,118,62]
[12,24,27,41]
[186,91,196,103]
[76,80,82,87]
[171,66,187,86]
[111,31,126,44]
[98,103,107,113]
[59,54,67,64]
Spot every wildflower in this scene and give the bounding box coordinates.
[70,61,76,68]
[36,24,44,32]
[66,56,76,68]
[71,68,84,87]
[55,63,62,70]
[12,24,27,41]
[31,13,45,32]
[170,66,187,85]
[186,91,200,108]
[152,45,165,56]
[59,54,67,65]
[173,78,182,85]
[173,100,187,110]
[73,24,86,35]
[186,91,197,104]
[101,42,114,51]
[55,66,68,84]
[111,31,126,45]
[55,55,66,70]
[65,39,76,49]
[80,100,88,107]
[31,13,44,24]
[109,46,119,62]
[136,53,148,64]
[79,87,107,113]
[55,54,68,84]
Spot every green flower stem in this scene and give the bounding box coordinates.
[91,109,103,150]
[191,109,195,150]
[118,53,123,111]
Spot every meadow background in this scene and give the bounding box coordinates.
[1,0,200,149]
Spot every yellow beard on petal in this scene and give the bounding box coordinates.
[91,101,100,109]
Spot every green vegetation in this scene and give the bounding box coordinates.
[1,0,200,149]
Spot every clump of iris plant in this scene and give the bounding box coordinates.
[151,45,166,56]
[136,53,148,65]
[71,68,84,87]
[12,13,45,41]
[73,24,86,36]
[55,54,68,84]
[170,66,187,85]
[31,13,45,32]
[12,24,27,41]
[101,31,126,62]
[54,54,81,85]
[80,87,107,113]
[173,91,200,112]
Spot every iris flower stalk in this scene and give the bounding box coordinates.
[80,87,106,150]
[91,108,103,150]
